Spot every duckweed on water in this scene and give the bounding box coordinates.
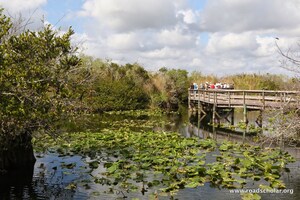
[33,128,295,199]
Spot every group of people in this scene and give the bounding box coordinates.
[190,82,234,90]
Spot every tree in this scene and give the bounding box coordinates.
[79,60,151,112]
[276,40,300,77]
[151,68,189,109]
[261,39,300,146]
[0,10,81,172]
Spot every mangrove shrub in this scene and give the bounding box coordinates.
[0,10,81,172]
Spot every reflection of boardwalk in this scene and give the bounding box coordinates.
[186,122,253,143]
[189,89,300,110]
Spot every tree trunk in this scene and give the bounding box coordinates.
[0,132,36,174]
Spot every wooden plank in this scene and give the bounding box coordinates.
[189,89,300,110]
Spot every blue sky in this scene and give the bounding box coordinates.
[43,0,84,31]
[1,0,299,76]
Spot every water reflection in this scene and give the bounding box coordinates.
[0,154,88,200]
[177,111,300,200]
[185,110,300,159]
[0,166,36,200]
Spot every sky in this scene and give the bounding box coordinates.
[1,0,300,76]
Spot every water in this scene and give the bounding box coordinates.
[0,154,89,200]
[178,112,300,200]
[0,110,299,200]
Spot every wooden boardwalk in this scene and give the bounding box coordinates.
[189,89,299,135]
[189,89,300,110]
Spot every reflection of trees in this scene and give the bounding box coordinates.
[0,166,37,200]
[0,161,80,200]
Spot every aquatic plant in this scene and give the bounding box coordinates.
[33,128,295,199]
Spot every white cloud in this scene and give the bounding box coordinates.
[106,32,142,51]
[156,27,195,48]
[75,0,300,75]
[0,0,47,31]
[177,9,197,24]
[142,47,183,60]
[190,58,203,67]
[0,0,47,13]
[79,0,181,32]
[206,32,258,54]
[200,0,300,34]
[254,36,277,57]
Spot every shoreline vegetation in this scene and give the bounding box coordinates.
[75,56,300,145]
[79,55,300,112]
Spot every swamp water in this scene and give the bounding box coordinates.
[0,109,299,200]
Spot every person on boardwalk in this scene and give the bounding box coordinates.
[193,83,198,94]
[190,83,194,90]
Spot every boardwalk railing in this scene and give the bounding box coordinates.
[189,89,300,110]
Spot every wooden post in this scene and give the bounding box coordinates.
[231,108,234,126]
[213,92,219,127]
[258,110,263,134]
[212,104,217,141]
[243,91,245,106]
[228,91,231,107]
[198,92,200,111]
[198,96,200,121]
[243,104,247,124]
[243,89,247,141]
[212,104,216,126]
[243,91,248,132]
[214,91,217,104]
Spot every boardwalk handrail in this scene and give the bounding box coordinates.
[189,89,299,94]
[189,89,300,110]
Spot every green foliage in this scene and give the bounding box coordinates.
[77,58,190,111]
[0,8,11,41]
[150,68,189,109]
[79,57,151,111]
[0,9,81,142]
[89,78,149,111]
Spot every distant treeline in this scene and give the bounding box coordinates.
[77,55,300,111]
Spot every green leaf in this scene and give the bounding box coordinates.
[241,193,261,200]
[185,181,200,188]
[107,163,119,173]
